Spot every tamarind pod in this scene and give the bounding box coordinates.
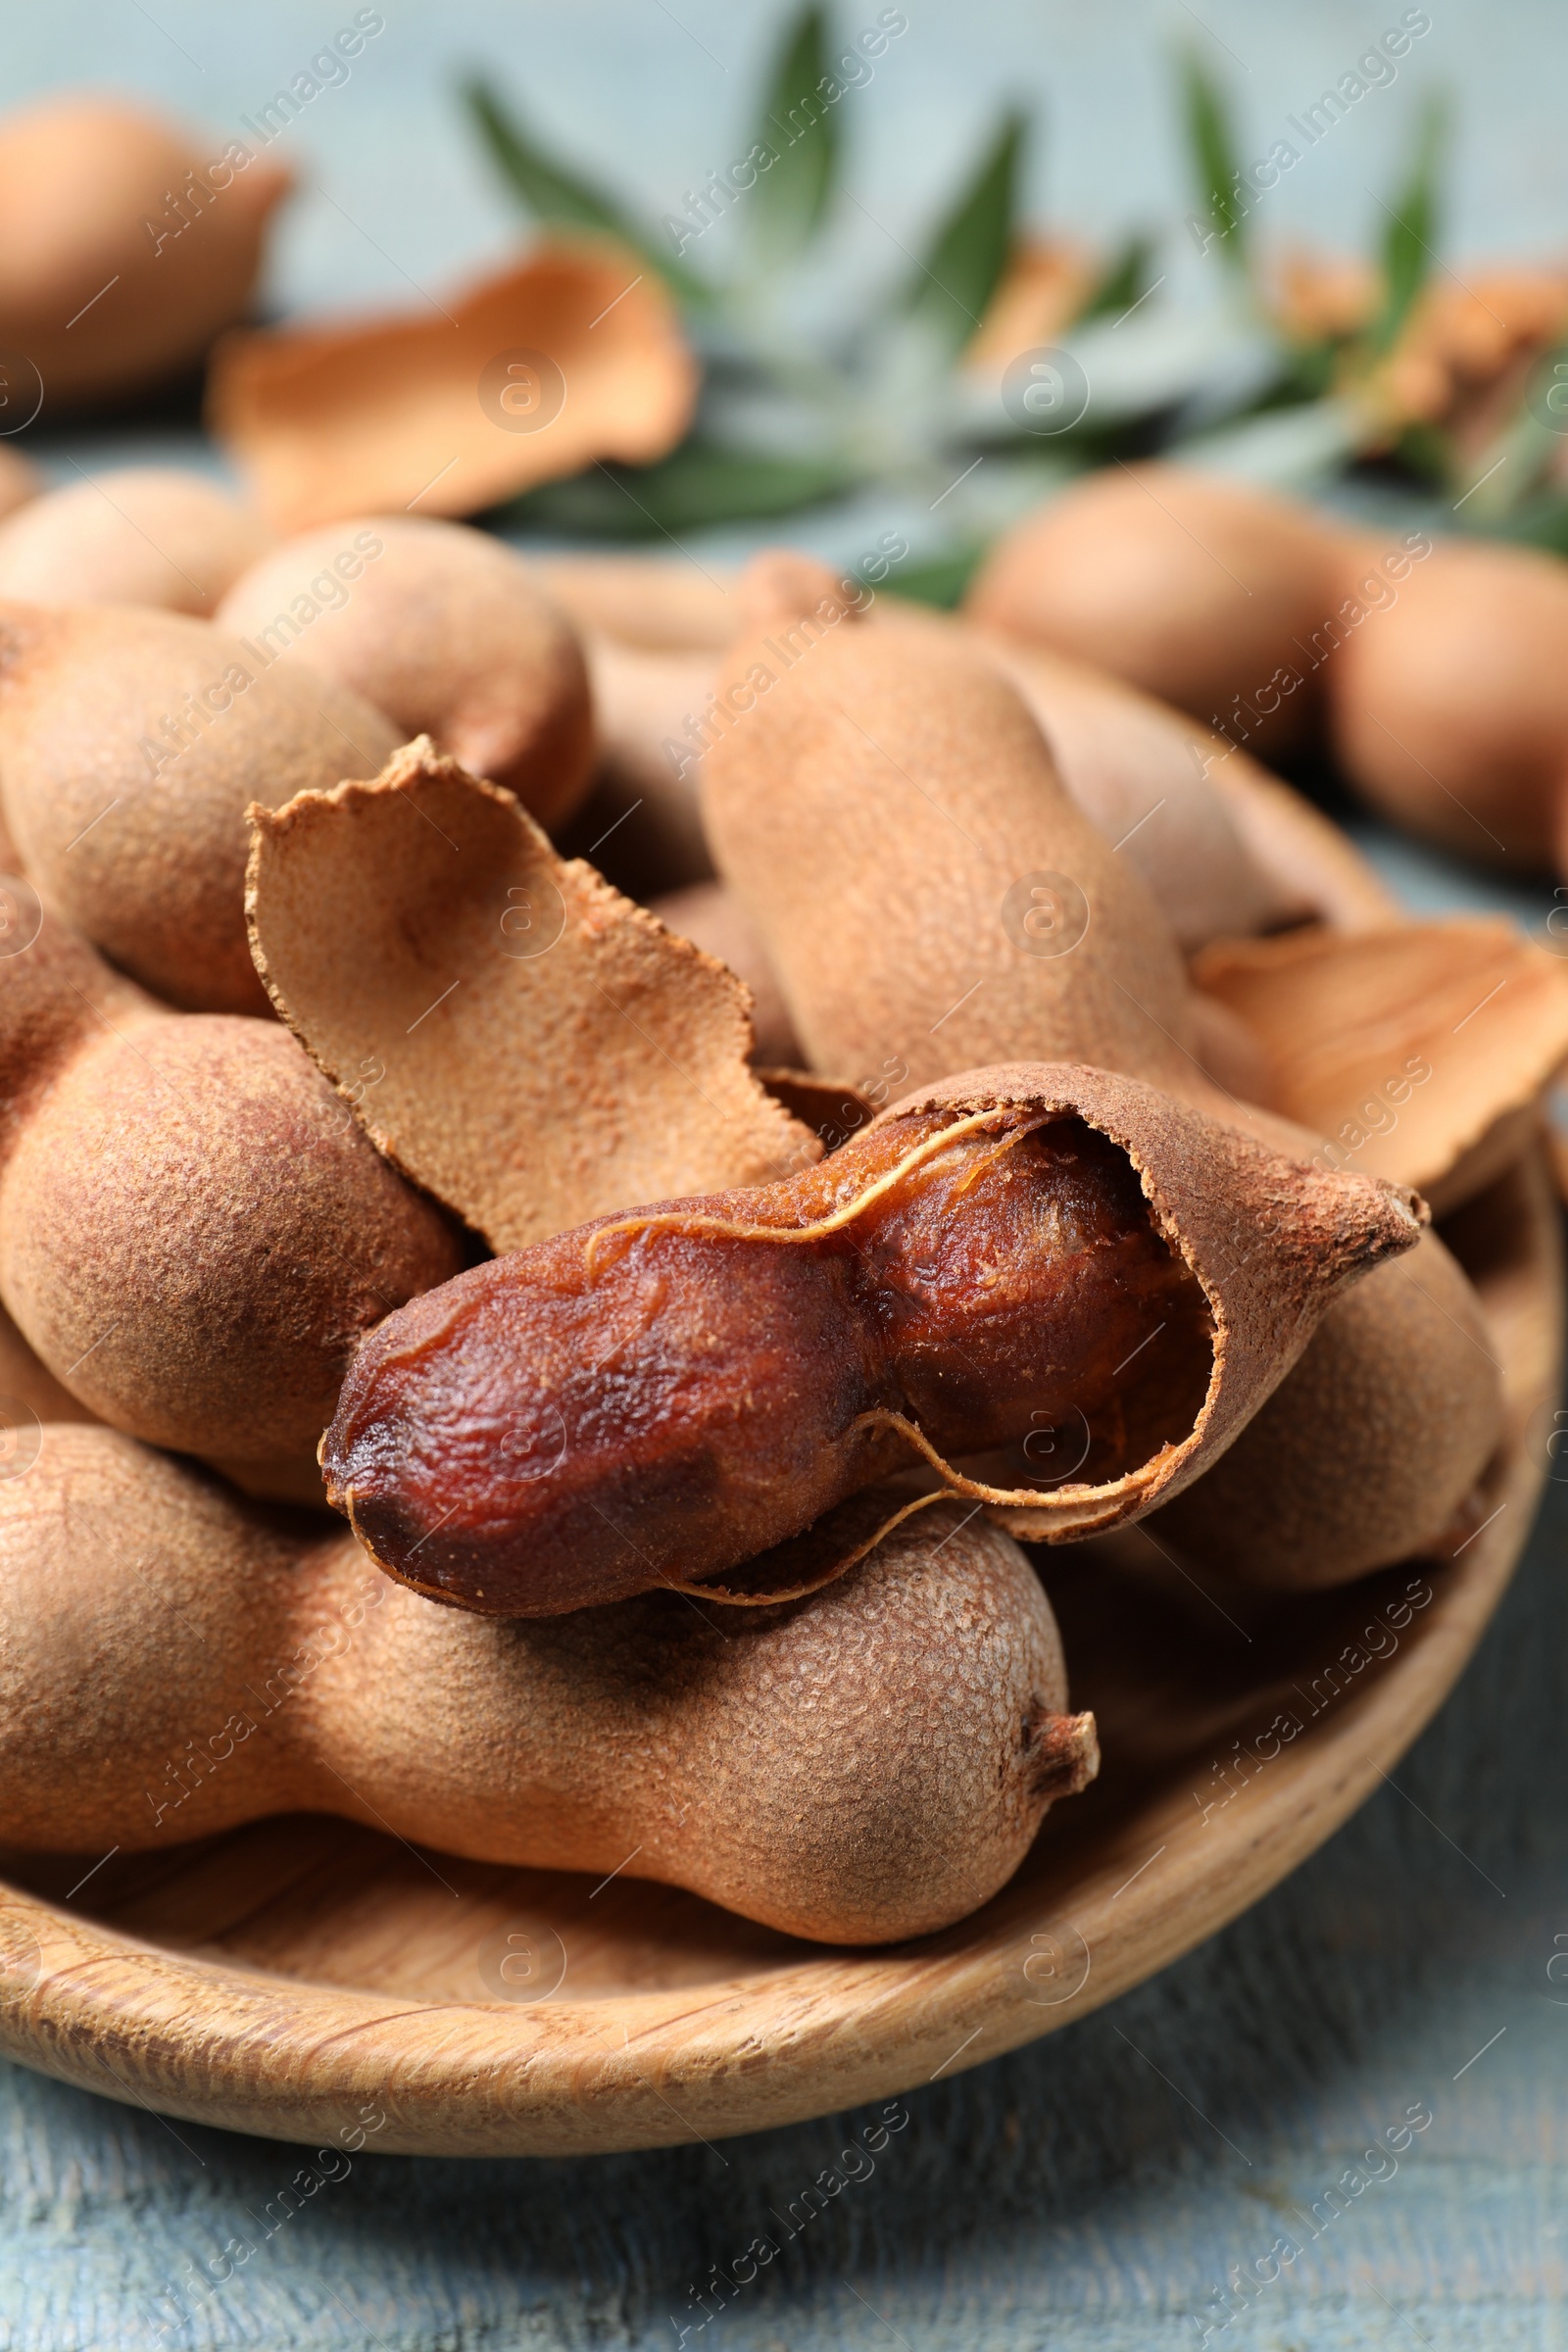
[1151,1225,1503,1589]
[322,1060,1420,1615]
[1322,534,1568,869]
[698,572,1203,1094]
[0,600,400,1013]
[0,98,292,406]
[963,465,1344,754]
[0,1426,1097,1945]
[0,468,275,615]
[0,906,463,1494]
[217,517,594,832]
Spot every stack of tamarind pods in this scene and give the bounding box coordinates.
[0,464,1556,1955]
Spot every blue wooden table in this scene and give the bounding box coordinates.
[3,6,1566,2343]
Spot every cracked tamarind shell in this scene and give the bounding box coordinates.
[0,467,276,615]
[217,516,594,832]
[0,1426,1097,1945]
[319,1057,1421,1615]
[0,599,400,1012]
[0,906,464,1499]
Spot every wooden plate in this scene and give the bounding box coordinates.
[0,1143,1555,2156]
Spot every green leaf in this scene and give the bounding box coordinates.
[1368,89,1449,353]
[746,4,841,269]
[1179,49,1248,270]
[461,77,710,308]
[884,543,988,608]
[906,111,1027,358]
[501,443,858,538]
[1074,232,1155,325]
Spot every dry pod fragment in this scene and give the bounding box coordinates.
[217,516,593,831]
[0,467,275,614]
[1151,1225,1503,1588]
[0,1426,1097,1944]
[0,906,463,1497]
[1193,918,1568,1215]
[209,240,698,533]
[322,1059,1420,1616]
[247,738,814,1255]
[650,879,803,1068]
[0,96,291,404]
[0,599,399,1012]
[965,466,1344,754]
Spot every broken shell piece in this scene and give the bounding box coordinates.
[1151,1227,1503,1589]
[0,600,400,1012]
[217,515,594,831]
[650,879,802,1067]
[1192,918,1568,1214]
[321,1057,1420,1614]
[0,467,275,613]
[208,239,699,533]
[0,96,292,405]
[246,738,815,1255]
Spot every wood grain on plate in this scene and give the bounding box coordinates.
[0,1141,1554,2158]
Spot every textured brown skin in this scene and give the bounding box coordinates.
[0,468,275,614]
[217,517,594,830]
[699,576,1204,1094]
[325,1104,1212,1613]
[0,910,464,1493]
[1324,536,1568,868]
[0,98,292,404]
[1152,1229,1503,1587]
[964,465,1344,754]
[0,1427,1094,1945]
[0,600,400,1011]
[650,879,802,1065]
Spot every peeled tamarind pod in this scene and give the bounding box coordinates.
[0,97,292,405]
[0,468,275,614]
[965,466,1344,754]
[1151,1228,1502,1589]
[699,561,1204,1094]
[0,1426,1097,1945]
[0,600,400,1011]
[323,1060,1421,1616]
[218,517,594,831]
[0,906,463,1496]
[1323,534,1568,869]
